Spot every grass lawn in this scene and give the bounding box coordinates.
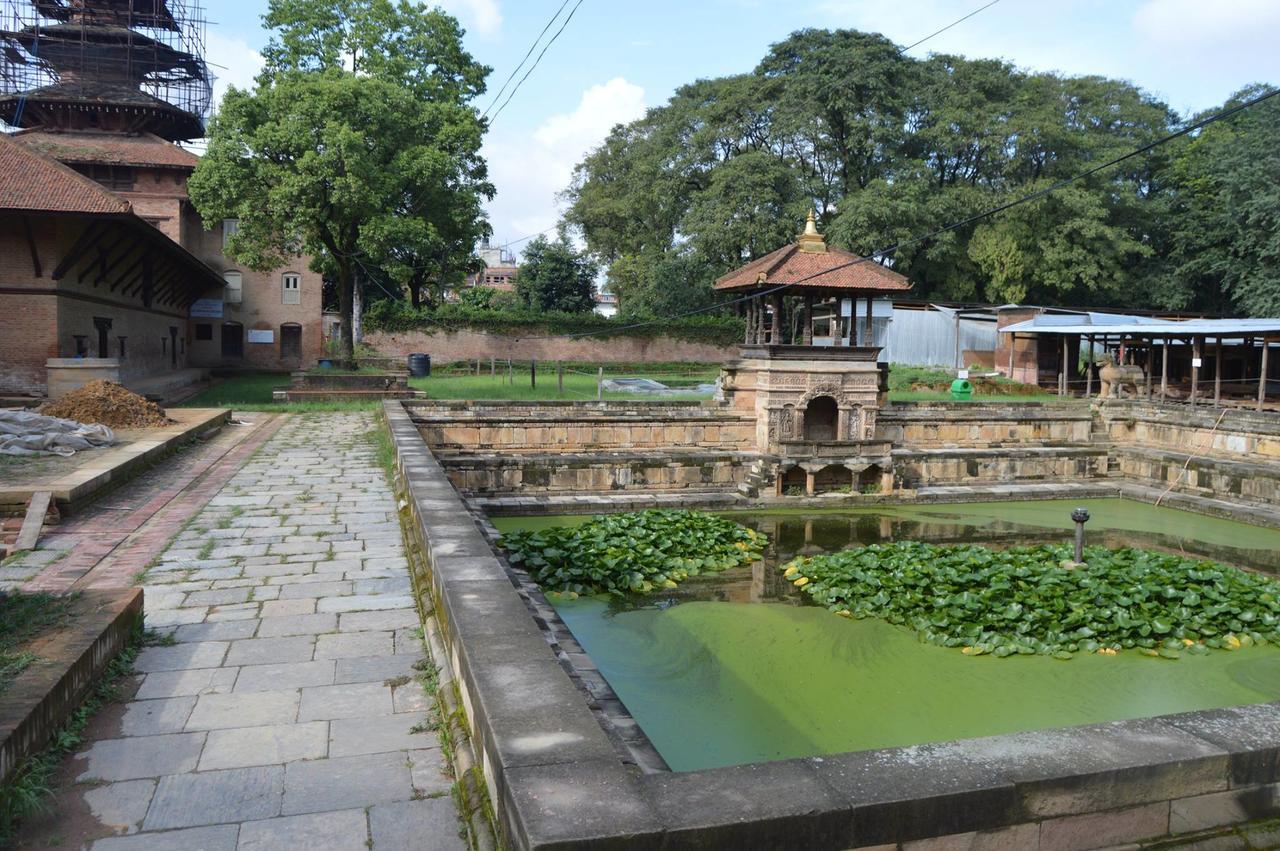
[176,362,1063,409]
[0,593,78,693]
[178,366,720,409]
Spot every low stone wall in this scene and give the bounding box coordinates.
[895,446,1109,489]
[1102,401,1280,459]
[408,401,755,453]
[385,400,1280,851]
[441,451,749,495]
[1,589,141,785]
[368,328,735,365]
[878,401,1093,447]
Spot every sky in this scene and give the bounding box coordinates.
[204,0,1280,259]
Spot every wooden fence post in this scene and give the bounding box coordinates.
[530,359,536,389]
[556,361,564,395]
[597,366,604,401]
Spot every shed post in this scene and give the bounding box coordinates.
[1214,338,1222,406]
[802,295,814,345]
[771,293,783,344]
[1161,338,1169,401]
[1190,336,1201,406]
[1260,339,1271,413]
[954,311,962,371]
[1060,336,1068,397]
[1144,338,1153,398]
[1007,333,1015,379]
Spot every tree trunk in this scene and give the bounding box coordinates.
[337,262,355,364]
[408,278,422,309]
[352,267,364,350]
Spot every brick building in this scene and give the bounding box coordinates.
[0,0,322,397]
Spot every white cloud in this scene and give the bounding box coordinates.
[483,77,646,253]
[1132,0,1280,49]
[436,0,503,38]
[204,31,265,113]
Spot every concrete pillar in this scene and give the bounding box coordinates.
[805,469,816,496]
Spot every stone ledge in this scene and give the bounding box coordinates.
[0,588,142,784]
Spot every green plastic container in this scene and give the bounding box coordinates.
[950,379,973,400]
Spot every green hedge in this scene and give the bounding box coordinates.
[363,300,743,346]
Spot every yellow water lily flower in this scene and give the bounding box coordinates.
[793,577,810,587]
[1226,634,1241,649]
[836,610,851,618]
[783,566,799,578]
[1182,638,1194,647]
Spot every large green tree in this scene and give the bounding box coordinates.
[188,0,492,360]
[515,236,599,313]
[1156,86,1280,316]
[563,29,1198,312]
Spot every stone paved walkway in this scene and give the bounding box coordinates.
[17,413,467,850]
[0,414,282,593]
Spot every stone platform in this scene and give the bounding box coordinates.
[0,408,231,515]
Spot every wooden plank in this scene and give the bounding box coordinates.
[13,491,52,555]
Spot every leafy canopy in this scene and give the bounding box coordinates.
[562,29,1280,314]
[188,0,492,358]
[514,236,599,314]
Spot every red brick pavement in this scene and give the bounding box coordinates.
[24,414,288,592]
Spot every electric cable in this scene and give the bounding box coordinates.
[487,0,587,126]
[481,0,575,119]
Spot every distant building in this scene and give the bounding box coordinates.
[594,291,618,318]
[460,237,517,298]
[0,0,322,398]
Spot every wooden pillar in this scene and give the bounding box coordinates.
[805,469,816,497]
[864,295,874,348]
[1007,333,1015,379]
[1191,336,1201,406]
[1259,339,1271,413]
[802,295,814,345]
[1214,337,1222,406]
[1085,335,1094,397]
[1144,338,1153,398]
[771,293,783,344]
[1160,338,1169,401]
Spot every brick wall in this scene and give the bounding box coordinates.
[367,328,735,365]
[181,207,324,372]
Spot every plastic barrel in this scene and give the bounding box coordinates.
[407,353,431,377]
[950,379,973,400]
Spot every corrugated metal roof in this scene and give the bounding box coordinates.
[1003,317,1280,336]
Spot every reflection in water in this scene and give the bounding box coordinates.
[494,500,1280,772]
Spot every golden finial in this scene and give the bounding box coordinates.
[798,210,826,253]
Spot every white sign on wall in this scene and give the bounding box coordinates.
[247,329,275,344]
[1192,357,1203,368]
[190,298,224,318]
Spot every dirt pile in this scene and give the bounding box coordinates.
[39,380,173,428]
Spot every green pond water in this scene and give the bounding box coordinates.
[490,499,1280,771]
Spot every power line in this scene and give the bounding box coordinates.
[487,0,587,126]
[511,85,1280,342]
[900,0,1002,53]
[481,0,574,119]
